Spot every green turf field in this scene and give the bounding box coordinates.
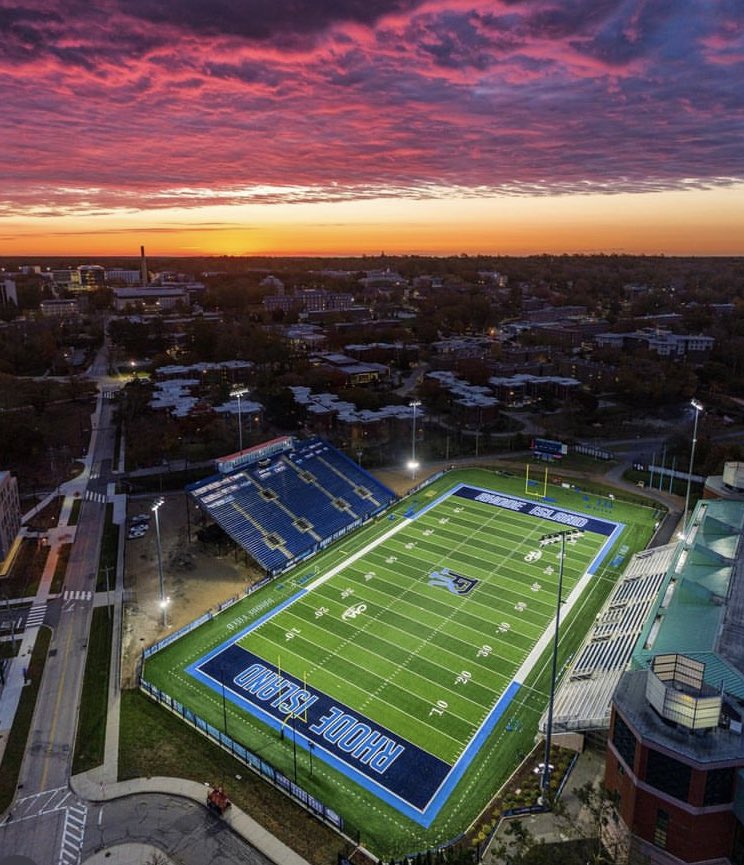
[237,489,613,764]
[142,467,661,855]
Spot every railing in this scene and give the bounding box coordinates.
[139,677,345,832]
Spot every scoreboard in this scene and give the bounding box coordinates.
[531,438,568,459]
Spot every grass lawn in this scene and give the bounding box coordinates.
[51,543,71,594]
[118,690,350,865]
[2,539,50,599]
[69,498,82,526]
[97,504,119,592]
[72,606,113,774]
[141,467,659,857]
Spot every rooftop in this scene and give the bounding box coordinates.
[614,669,744,764]
[633,499,744,699]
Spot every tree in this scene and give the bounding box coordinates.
[490,783,628,865]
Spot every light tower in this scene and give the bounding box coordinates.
[230,386,250,452]
[407,400,421,478]
[151,497,168,626]
[538,528,584,802]
[682,398,704,536]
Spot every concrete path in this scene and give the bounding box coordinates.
[482,748,608,863]
[71,774,312,865]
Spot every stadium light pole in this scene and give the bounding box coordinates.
[538,528,583,803]
[408,400,421,478]
[230,386,250,453]
[152,496,168,627]
[682,399,704,537]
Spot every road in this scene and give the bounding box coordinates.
[83,795,272,865]
[0,344,277,865]
[19,394,116,796]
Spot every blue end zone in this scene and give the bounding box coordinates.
[188,639,521,826]
[453,485,618,536]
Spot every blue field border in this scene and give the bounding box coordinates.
[588,522,625,575]
[192,588,308,669]
[184,480,626,825]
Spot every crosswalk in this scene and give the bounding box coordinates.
[8,785,73,821]
[59,800,87,865]
[102,389,116,399]
[25,603,47,628]
[62,590,93,601]
[84,490,106,503]
[1,787,88,864]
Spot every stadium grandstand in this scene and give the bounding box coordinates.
[540,543,677,734]
[606,498,744,863]
[187,436,396,574]
[543,497,744,737]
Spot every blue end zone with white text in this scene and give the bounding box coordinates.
[188,637,520,825]
[192,643,449,810]
[453,485,617,536]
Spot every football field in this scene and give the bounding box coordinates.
[186,482,622,825]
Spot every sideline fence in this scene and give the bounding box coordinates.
[139,675,346,834]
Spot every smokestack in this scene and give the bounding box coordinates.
[140,245,148,286]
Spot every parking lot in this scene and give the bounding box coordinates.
[121,493,264,687]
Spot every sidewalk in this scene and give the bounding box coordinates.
[0,516,72,764]
[71,773,312,865]
[0,388,104,766]
[483,748,607,862]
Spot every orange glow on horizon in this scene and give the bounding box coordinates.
[1,185,743,258]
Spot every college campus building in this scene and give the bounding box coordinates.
[605,499,744,865]
[0,471,21,565]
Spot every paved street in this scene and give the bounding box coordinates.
[0,346,293,865]
[83,795,274,865]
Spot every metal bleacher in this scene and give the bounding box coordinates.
[539,543,677,734]
[187,437,396,574]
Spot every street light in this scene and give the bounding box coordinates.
[230,386,250,453]
[409,400,421,477]
[151,496,168,627]
[682,399,704,536]
[538,528,584,803]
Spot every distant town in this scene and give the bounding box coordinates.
[2,251,743,495]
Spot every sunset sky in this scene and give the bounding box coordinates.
[1,0,743,257]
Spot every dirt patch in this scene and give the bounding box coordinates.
[121,493,263,687]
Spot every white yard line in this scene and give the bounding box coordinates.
[304,518,412,592]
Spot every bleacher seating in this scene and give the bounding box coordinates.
[187,437,396,573]
[539,543,676,734]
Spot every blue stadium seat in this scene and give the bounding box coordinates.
[187,437,396,573]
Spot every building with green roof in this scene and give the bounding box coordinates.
[607,499,744,865]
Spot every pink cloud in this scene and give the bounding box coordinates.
[0,0,740,217]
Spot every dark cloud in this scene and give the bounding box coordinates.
[120,0,424,40]
[0,0,741,216]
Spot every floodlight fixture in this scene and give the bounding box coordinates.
[683,399,704,534]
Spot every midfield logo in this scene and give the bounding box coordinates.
[428,568,479,596]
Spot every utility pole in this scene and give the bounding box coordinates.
[538,528,584,803]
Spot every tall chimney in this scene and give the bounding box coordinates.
[140,245,148,286]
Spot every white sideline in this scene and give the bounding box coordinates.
[514,566,594,685]
[304,517,412,593]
